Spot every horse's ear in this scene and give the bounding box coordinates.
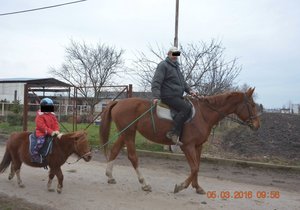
[247,87,255,97]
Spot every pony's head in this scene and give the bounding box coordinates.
[234,88,260,130]
[69,131,92,161]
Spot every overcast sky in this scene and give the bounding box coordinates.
[1,0,299,108]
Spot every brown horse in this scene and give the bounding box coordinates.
[0,131,92,193]
[100,88,260,194]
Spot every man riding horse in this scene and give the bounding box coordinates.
[151,47,197,146]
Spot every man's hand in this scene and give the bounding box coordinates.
[189,91,198,97]
[153,98,159,105]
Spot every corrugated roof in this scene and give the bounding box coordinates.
[0,78,72,87]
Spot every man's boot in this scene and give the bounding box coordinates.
[166,131,183,146]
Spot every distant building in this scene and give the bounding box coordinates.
[280,108,291,114]
[291,104,300,114]
[0,78,72,104]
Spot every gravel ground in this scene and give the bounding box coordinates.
[0,112,299,209]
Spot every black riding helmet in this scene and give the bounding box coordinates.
[40,98,54,112]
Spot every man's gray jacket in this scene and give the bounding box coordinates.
[151,57,191,99]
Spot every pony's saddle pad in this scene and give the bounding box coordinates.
[29,133,53,157]
[156,99,195,123]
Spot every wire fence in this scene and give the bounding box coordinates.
[0,102,106,125]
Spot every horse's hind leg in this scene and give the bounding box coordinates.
[10,155,24,188]
[8,164,15,180]
[15,169,24,188]
[125,133,151,192]
[106,136,125,184]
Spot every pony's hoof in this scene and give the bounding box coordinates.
[142,185,152,192]
[196,187,206,194]
[108,178,116,184]
[8,174,14,180]
[57,188,62,194]
[48,188,55,192]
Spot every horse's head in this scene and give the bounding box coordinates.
[69,131,92,161]
[234,88,261,130]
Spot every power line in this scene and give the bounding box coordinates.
[0,0,88,16]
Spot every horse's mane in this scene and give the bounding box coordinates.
[61,130,86,139]
[192,91,244,106]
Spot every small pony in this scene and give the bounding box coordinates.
[0,130,92,193]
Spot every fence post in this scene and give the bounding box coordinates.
[1,103,4,116]
[128,84,132,98]
[23,83,29,131]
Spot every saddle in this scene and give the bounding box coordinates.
[29,133,53,163]
[156,99,195,123]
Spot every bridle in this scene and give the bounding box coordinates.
[235,93,258,128]
[67,135,92,164]
[196,93,259,128]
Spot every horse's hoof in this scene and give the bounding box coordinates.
[174,184,184,193]
[142,185,152,192]
[108,178,116,184]
[174,184,180,193]
[196,187,206,194]
[19,184,25,188]
[48,188,55,192]
[57,188,62,194]
[8,174,14,180]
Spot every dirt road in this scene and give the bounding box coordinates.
[0,146,299,210]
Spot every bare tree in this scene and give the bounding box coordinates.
[131,40,241,95]
[49,39,124,115]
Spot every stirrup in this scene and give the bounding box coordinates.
[166,131,183,146]
[172,136,183,146]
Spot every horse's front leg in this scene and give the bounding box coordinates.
[191,145,205,194]
[174,145,198,194]
[47,168,55,192]
[55,168,64,194]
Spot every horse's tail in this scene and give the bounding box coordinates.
[100,100,118,161]
[0,148,11,173]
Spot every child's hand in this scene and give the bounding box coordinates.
[51,131,60,137]
[57,133,63,139]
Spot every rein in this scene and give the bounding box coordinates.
[66,150,92,164]
[66,134,92,165]
[95,103,156,151]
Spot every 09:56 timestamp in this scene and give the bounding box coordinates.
[206,190,280,199]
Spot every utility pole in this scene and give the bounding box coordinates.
[174,0,179,47]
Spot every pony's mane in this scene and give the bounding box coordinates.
[62,130,85,139]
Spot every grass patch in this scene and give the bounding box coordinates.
[0,122,164,152]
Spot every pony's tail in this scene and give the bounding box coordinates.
[0,148,11,173]
[100,101,118,161]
